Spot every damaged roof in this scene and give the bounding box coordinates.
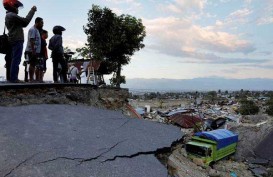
[168,114,203,128]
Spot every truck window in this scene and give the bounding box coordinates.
[207,148,212,156]
[186,144,208,157]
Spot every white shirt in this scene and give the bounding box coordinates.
[80,69,87,84]
[25,26,41,54]
[69,66,79,79]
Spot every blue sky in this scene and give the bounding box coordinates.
[0,0,273,81]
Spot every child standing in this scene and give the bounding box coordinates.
[40,30,48,82]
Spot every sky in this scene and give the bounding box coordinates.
[0,0,273,82]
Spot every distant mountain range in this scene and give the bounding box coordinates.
[122,78,273,91]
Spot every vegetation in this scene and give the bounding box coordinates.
[80,5,146,87]
[207,91,217,103]
[75,46,91,59]
[266,99,273,116]
[238,99,259,115]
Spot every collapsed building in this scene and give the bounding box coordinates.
[128,93,273,177]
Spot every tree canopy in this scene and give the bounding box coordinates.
[82,5,146,87]
[266,98,273,116]
[238,99,259,115]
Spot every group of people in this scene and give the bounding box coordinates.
[3,0,68,83]
[67,63,95,84]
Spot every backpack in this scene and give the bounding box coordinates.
[0,26,9,54]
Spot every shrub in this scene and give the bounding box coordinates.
[266,99,273,116]
[239,99,259,115]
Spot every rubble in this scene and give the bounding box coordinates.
[213,160,254,177]
[231,118,273,162]
[255,128,273,162]
[167,148,208,177]
[129,90,273,177]
[1,86,273,176]
[249,166,268,177]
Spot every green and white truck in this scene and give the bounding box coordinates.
[185,129,238,166]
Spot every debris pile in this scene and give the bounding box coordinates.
[128,91,273,177]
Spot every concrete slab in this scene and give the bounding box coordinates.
[0,105,182,177]
[254,130,273,162]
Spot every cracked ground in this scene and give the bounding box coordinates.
[0,104,182,177]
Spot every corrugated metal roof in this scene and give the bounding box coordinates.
[168,114,203,128]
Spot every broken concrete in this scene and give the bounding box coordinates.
[248,158,269,166]
[255,129,273,162]
[249,166,268,177]
[167,148,208,177]
[0,84,129,110]
[230,120,273,162]
[0,104,182,177]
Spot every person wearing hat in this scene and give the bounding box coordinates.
[4,0,37,82]
[48,25,67,83]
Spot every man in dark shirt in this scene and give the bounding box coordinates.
[49,26,67,83]
[4,0,36,82]
[4,43,11,82]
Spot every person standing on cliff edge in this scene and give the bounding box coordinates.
[49,25,68,83]
[25,17,44,82]
[4,0,37,83]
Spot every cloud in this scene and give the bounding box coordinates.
[241,63,273,70]
[256,0,273,25]
[178,51,269,64]
[219,0,251,6]
[111,7,123,15]
[208,8,252,30]
[144,16,255,60]
[228,8,252,19]
[244,0,252,4]
[150,43,265,64]
[104,0,142,15]
[194,26,255,53]
[106,0,136,3]
[256,51,272,56]
[165,0,207,13]
[105,0,141,8]
[257,65,273,69]
[257,17,273,25]
[63,37,85,51]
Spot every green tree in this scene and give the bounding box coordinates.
[207,91,217,103]
[63,47,77,60]
[266,99,273,116]
[239,99,259,115]
[83,5,146,87]
[75,46,90,59]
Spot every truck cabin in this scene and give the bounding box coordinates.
[185,144,212,157]
[185,129,238,166]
